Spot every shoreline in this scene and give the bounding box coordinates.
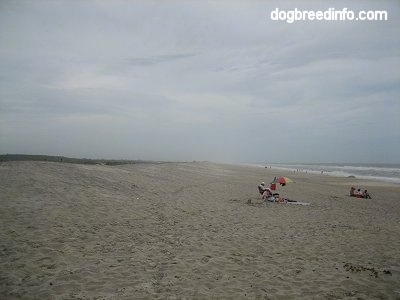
[2,154,399,184]
[236,162,400,185]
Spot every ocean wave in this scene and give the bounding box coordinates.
[265,163,400,184]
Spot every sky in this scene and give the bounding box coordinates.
[0,0,399,164]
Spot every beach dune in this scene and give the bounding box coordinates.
[1,161,399,299]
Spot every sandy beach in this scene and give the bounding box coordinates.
[1,161,399,299]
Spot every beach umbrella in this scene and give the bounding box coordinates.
[277,177,295,184]
[271,176,295,186]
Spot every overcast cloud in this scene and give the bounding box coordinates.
[1,0,399,163]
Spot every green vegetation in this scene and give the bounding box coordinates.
[0,154,147,165]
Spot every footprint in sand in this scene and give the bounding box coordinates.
[201,255,212,264]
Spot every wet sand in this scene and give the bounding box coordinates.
[1,161,399,299]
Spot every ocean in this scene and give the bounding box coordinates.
[263,163,400,184]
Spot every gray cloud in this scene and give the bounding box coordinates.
[0,0,399,163]
[127,54,197,67]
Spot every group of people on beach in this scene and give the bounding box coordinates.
[350,187,372,199]
[259,181,372,202]
[257,181,295,203]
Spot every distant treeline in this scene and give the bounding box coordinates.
[0,154,150,165]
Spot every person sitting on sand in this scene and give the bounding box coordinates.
[258,182,272,200]
[258,182,267,194]
[262,189,272,200]
[355,189,363,198]
[363,189,372,199]
[350,187,356,197]
[266,194,278,202]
